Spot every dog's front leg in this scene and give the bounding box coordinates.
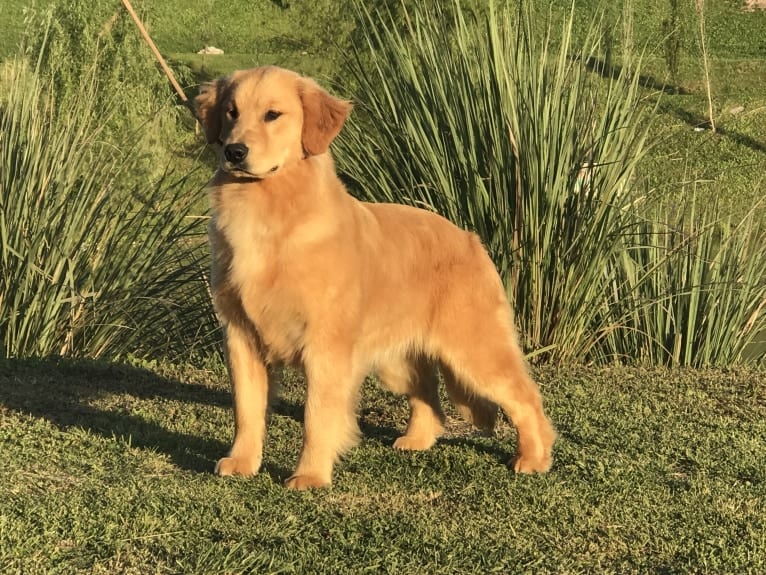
[216,322,269,477]
[285,347,362,490]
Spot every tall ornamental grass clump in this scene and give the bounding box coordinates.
[338,1,766,366]
[0,53,218,361]
[338,2,650,364]
[604,197,766,367]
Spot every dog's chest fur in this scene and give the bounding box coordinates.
[208,175,335,363]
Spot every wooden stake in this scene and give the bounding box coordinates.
[120,0,199,121]
[695,0,716,132]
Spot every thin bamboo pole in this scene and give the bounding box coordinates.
[695,0,716,132]
[121,0,199,121]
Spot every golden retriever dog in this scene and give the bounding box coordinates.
[196,66,555,490]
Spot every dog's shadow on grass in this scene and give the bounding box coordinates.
[0,358,409,483]
[0,358,239,475]
[0,358,519,482]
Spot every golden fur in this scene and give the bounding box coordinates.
[196,66,555,490]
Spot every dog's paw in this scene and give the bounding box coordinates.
[511,453,553,474]
[215,456,261,477]
[393,434,436,451]
[284,474,330,490]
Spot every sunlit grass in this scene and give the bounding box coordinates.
[1,358,764,573]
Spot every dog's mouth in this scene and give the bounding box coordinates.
[222,163,280,180]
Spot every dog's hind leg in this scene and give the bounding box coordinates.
[441,364,497,434]
[378,355,445,451]
[435,313,555,473]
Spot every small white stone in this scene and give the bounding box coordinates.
[197,46,225,55]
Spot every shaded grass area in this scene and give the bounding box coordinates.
[1,359,764,573]
[575,52,766,220]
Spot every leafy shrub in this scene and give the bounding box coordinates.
[603,198,766,366]
[24,0,198,187]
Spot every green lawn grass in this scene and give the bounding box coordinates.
[2,359,764,573]
[0,0,29,57]
[636,55,766,220]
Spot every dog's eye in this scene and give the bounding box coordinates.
[264,110,282,122]
[227,106,239,120]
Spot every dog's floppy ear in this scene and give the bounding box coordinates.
[195,78,227,144]
[299,78,353,156]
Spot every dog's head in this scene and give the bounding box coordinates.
[195,66,352,179]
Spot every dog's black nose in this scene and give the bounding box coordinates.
[224,143,248,165]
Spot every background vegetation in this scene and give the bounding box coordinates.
[0,54,214,360]
[338,2,765,366]
[1,0,764,366]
